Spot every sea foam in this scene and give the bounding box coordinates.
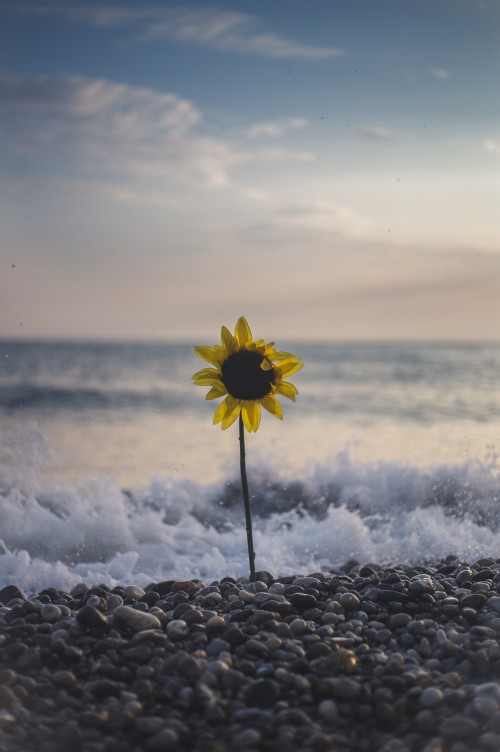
[1,428,499,594]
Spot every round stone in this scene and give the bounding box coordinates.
[389,612,412,629]
[40,604,62,623]
[319,699,338,722]
[339,592,360,611]
[145,728,179,751]
[232,729,262,747]
[122,585,146,601]
[290,593,317,611]
[420,687,444,708]
[52,671,77,689]
[76,604,110,630]
[245,679,279,708]
[166,619,190,639]
[113,605,161,632]
[289,618,307,635]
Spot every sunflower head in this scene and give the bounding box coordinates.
[193,316,303,432]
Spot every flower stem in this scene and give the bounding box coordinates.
[239,413,256,582]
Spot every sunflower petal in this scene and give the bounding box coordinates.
[213,398,229,425]
[206,384,227,400]
[194,376,220,386]
[260,358,273,371]
[221,326,237,354]
[273,351,300,361]
[242,401,261,432]
[260,394,283,419]
[221,397,241,429]
[251,339,266,351]
[276,360,303,378]
[234,316,252,347]
[194,346,224,366]
[192,367,220,380]
[274,381,298,401]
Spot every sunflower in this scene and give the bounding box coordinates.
[193,316,303,432]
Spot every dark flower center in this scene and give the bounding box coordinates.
[221,350,275,400]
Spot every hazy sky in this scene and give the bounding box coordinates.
[1,0,499,341]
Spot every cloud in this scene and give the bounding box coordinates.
[0,74,313,198]
[356,126,394,141]
[245,118,308,139]
[258,199,382,241]
[429,67,451,80]
[483,139,500,154]
[11,4,344,60]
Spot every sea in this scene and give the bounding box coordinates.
[1,339,499,594]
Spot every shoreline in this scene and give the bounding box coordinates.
[2,557,500,751]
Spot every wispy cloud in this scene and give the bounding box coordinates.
[263,199,381,241]
[429,67,451,80]
[356,126,394,141]
[245,118,308,139]
[483,138,500,154]
[11,4,344,60]
[0,74,313,199]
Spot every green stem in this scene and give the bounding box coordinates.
[239,413,256,582]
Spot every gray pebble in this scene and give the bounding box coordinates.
[122,585,146,600]
[420,687,444,708]
[40,604,62,623]
[113,605,161,632]
[4,561,500,752]
[166,619,189,639]
[487,596,500,613]
[232,728,262,747]
[339,592,360,611]
[245,679,279,708]
[145,728,179,751]
[318,699,338,721]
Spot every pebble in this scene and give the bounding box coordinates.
[420,687,444,708]
[2,559,500,751]
[166,619,189,639]
[113,605,161,632]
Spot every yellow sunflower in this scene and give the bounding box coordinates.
[193,316,303,432]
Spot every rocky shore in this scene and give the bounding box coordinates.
[2,557,500,751]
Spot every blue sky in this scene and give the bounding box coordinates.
[1,0,499,340]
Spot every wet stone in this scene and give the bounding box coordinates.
[326,678,362,701]
[460,593,487,609]
[167,619,189,640]
[290,593,317,611]
[245,679,279,708]
[389,612,412,629]
[40,603,62,623]
[420,687,444,708]
[76,604,110,630]
[232,728,262,747]
[122,585,146,601]
[0,585,26,604]
[113,605,161,632]
[440,717,478,739]
[52,670,78,689]
[487,596,500,613]
[4,563,500,751]
[145,728,179,751]
[339,592,360,611]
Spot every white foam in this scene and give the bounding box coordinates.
[1,430,499,593]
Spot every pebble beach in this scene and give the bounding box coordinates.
[2,557,500,752]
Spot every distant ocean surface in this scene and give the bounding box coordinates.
[1,339,499,593]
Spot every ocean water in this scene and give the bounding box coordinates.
[1,339,499,593]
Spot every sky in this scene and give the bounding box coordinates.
[0,0,499,341]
